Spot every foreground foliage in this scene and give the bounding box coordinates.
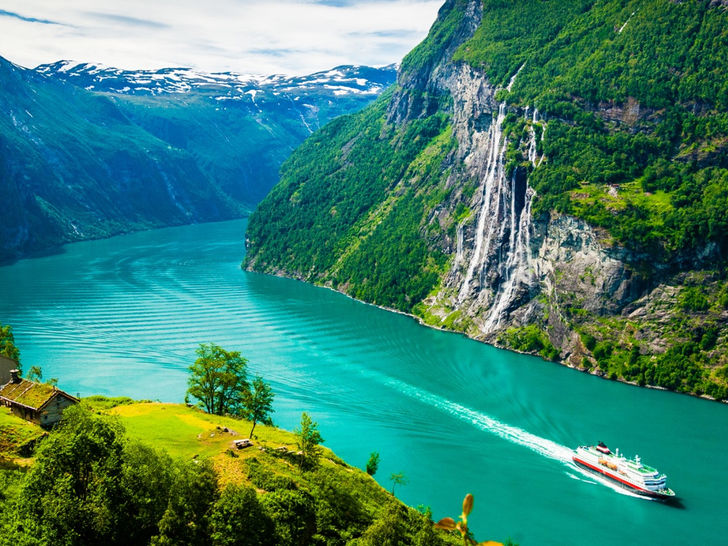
[434,494,504,546]
[0,403,466,546]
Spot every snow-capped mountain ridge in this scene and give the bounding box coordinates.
[1,55,395,262]
[36,60,396,99]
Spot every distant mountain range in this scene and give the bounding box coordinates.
[36,61,394,99]
[0,56,395,262]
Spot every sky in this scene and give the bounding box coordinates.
[0,0,443,76]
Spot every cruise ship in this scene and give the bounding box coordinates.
[572,442,676,499]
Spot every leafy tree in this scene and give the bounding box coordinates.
[308,466,371,542]
[243,375,275,437]
[357,504,408,546]
[294,412,323,469]
[209,484,274,546]
[0,324,20,365]
[366,451,380,476]
[25,366,42,382]
[119,442,176,545]
[10,405,127,545]
[260,489,316,546]
[152,460,219,546]
[389,472,408,495]
[187,343,249,416]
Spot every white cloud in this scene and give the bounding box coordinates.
[0,0,443,75]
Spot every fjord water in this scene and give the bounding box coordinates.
[1,220,726,544]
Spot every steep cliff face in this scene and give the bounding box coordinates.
[245,0,728,399]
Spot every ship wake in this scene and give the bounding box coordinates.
[381,375,651,500]
[384,376,573,462]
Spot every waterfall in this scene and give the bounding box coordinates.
[454,98,541,332]
[455,222,464,266]
[483,186,535,331]
[618,11,636,34]
[507,63,526,92]
[458,103,508,303]
[442,63,543,333]
[528,108,539,166]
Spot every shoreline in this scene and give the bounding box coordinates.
[1,215,251,267]
[246,266,725,405]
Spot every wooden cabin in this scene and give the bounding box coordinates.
[0,355,17,385]
[0,370,78,427]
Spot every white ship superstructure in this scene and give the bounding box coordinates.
[572,442,676,499]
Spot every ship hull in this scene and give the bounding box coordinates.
[572,456,676,500]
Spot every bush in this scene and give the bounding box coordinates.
[209,485,273,546]
[502,325,560,361]
[260,490,316,546]
[680,287,709,312]
[700,327,719,351]
[246,460,297,492]
[581,333,597,352]
[593,341,614,364]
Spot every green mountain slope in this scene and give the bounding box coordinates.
[245,90,454,308]
[0,58,393,262]
[245,0,728,400]
[0,57,235,262]
[456,0,728,260]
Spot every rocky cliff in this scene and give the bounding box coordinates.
[245,0,728,399]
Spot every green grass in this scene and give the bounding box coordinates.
[102,402,462,543]
[106,402,295,461]
[0,407,45,460]
[100,402,377,495]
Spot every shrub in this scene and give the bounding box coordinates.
[209,485,273,546]
[679,287,709,312]
[260,489,316,546]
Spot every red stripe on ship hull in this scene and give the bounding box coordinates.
[572,457,651,493]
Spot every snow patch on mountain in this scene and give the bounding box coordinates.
[35,61,397,102]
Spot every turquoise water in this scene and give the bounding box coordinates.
[0,219,726,545]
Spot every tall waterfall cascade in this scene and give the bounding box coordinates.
[458,102,508,304]
[442,66,543,335]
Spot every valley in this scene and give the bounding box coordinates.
[0,56,394,262]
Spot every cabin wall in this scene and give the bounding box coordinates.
[40,395,76,426]
[10,404,40,424]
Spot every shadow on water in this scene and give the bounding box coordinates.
[0,244,67,266]
[661,497,686,510]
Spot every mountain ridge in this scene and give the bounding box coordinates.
[245,0,728,400]
[0,56,395,263]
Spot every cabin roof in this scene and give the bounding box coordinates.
[0,379,77,411]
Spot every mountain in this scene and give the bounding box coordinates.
[0,57,395,262]
[245,0,728,400]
